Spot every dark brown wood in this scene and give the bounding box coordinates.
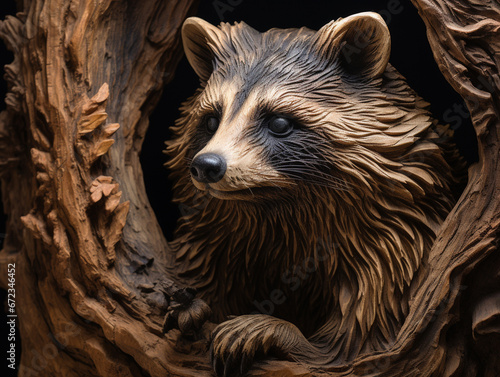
[0,1,498,377]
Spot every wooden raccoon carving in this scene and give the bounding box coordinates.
[165,12,462,376]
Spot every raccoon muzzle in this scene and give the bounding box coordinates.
[190,152,227,183]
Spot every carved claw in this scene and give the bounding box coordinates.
[162,287,212,339]
[210,314,306,377]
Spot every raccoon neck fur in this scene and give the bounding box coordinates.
[167,121,453,356]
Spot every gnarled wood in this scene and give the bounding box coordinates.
[0,1,206,376]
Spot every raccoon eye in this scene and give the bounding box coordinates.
[205,116,219,134]
[268,116,294,137]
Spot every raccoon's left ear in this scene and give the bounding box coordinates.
[312,12,391,79]
[182,17,223,82]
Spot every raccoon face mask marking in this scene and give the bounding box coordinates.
[181,13,393,201]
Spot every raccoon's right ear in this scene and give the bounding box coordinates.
[312,12,391,79]
[182,17,223,82]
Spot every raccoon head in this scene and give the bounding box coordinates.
[178,13,431,203]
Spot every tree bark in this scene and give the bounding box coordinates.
[0,0,498,376]
[0,1,210,376]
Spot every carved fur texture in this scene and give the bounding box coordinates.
[166,12,463,376]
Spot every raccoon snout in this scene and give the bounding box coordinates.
[190,153,227,183]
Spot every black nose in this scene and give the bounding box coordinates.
[190,153,227,183]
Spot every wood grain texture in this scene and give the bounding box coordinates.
[0,0,498,376]
[0,1,204,376]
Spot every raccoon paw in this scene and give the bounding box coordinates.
[162,287,212,339]
[210,314,305,377]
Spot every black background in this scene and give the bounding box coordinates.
[0,0,476,376]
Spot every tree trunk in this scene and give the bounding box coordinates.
[0,0,210,376]
[0,0,498,376]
